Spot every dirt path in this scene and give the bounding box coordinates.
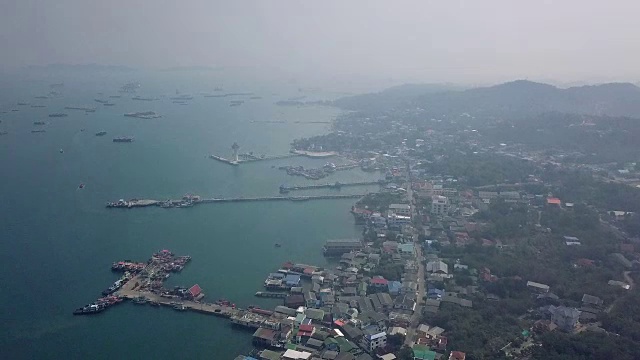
[623,271,634,289]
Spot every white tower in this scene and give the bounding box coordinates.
[231,142,240,162]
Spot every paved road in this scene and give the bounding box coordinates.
[404,179,426,346]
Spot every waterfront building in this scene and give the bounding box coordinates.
[323,239,363,256]
[285,274,302,287]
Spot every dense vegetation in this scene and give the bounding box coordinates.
[479,113,640,163]
[424,302,522,359]
[424,153,538,187]
[531,330,640,360]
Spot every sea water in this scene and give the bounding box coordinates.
[0,71,379,359]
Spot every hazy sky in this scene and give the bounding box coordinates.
[1,0,639,84]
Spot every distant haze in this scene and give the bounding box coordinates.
[2,0,640,85]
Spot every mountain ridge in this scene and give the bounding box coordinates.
[335,80,640,119]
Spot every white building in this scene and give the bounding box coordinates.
[387,214,411,227]
[426,260,449,274]
[363,331,387,353]
[389,204,411,217]
[431,196,450,215]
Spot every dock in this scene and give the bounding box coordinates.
[117,280,240,318]
[107,194,367,209]
[279,180,387,193]
[210,153,299,166]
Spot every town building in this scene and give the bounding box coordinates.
[389,204,411,216]
[526,281,550,293]
[431,196,450,215]
[551,306,581,332]
[426,260,448,274]
[363,330,387,353]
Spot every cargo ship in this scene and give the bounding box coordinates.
[96,131,107,136]
[102,279,124,296]
[33,121,46,125]
[65,106,97,112]
[73,303,106,315]
[49,113,68,117]
[113,137,134,143]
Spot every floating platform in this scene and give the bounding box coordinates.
[255,291,288,298]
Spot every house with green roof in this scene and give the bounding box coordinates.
[412,344,436,360]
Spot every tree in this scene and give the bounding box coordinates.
[387,333,405,352]
[397,346,414,360]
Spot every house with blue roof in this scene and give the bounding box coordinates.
[284,274,301,287]
[388,281,402,296]
[427,288,444,300]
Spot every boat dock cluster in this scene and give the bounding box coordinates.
[74,249,195,315]
[278,162,359,180]
[75,250,247,318]
[105,194,367,209]
[279,180,387,194]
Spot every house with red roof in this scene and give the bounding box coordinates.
[449,351,466,360]
[575,258,595,267]
[546,198,561,206]
[188,284,202,298]
[297,324,315,338]
[369,276,389,290]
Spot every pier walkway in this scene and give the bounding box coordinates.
[107,194,367,209]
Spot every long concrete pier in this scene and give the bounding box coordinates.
[106,194,367,209]
[279,180,387,193]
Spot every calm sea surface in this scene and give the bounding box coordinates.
[0,71,379,359]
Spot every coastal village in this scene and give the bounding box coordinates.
[59,80,640,359]
[83,152,638,360]
[77,121,640,359]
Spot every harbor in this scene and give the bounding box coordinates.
[74,249,242,318]
[106,194,367,208]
